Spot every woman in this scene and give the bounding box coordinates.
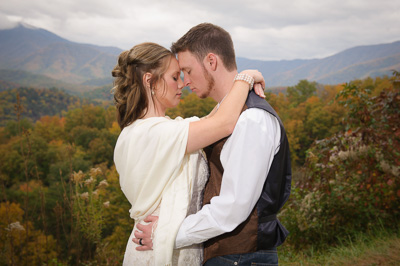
[112,42,265,265]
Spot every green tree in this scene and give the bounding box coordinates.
[65,105,107,134]
[286,79,318,107]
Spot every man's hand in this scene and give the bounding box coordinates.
[132,215,158,251]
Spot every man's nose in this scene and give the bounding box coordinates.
[183,75,190,87]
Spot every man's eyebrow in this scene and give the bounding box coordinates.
[181,67,190,72]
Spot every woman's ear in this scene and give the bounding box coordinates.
[143,72,152,89]
[205,53,217,71]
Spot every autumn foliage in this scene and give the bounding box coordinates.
[280,73,400,249]
[0,73,399,264]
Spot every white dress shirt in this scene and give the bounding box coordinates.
[175,107,281,248]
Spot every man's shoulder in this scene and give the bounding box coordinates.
[245,91,269,108]
[239,108,278,126]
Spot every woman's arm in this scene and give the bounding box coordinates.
[200,105,218,120]
[201,80,265,121]
[186,70,264,154]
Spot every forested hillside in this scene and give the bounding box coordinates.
[1,73,399,265]
[0,87,94,126]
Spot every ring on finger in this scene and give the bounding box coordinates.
[139,238,143,246]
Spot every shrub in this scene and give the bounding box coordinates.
[280,73,400,250]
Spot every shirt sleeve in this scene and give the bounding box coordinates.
[175,108,281,248]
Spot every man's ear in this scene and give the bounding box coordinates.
[205,53,217,71]
[143,72,152,89]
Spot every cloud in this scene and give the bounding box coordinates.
[1,0,399,60]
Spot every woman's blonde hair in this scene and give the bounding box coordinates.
[112,42,172,129]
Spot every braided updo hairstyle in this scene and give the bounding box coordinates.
[112,42,173,129]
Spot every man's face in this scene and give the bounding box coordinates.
[177,51,214,99]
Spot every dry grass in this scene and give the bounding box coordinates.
[326,236,400,266]
[281,229,400,266]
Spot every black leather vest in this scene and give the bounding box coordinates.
[245,91,292,249]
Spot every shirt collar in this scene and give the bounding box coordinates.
[216,94,228,109]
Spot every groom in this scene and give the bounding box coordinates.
[135,23,292,265]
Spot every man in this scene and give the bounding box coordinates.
[134,23,292,265]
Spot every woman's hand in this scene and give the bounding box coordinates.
[240,69,266,98]
[240,69,266,89]
[132,215,158,251]
[253,83,265,98]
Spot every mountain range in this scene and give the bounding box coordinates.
[0,23,399,93]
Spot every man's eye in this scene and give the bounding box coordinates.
[173,77,177,81]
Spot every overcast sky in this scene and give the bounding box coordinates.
[1,0,399,61]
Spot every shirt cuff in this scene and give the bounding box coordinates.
[175,221,189,249]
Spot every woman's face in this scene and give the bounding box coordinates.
[154,57,184,112]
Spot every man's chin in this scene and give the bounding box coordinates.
[196,93,207,99]
[192,89,210,99]
[193,91,202,98]
[195,91,209,99]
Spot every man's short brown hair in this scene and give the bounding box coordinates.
[171,23,237,71]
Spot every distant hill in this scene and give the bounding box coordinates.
[0,69,94,93]
[238,41,400,86]
[0,23,399,89]
[0,23,121,90]
[273,41,400,85]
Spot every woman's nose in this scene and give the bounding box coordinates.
[178,77,184,89]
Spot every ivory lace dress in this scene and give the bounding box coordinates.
[114,116,209,266]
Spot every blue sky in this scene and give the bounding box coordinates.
[1,0,399,60]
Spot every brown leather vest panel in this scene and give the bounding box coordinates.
[202,119,258,262]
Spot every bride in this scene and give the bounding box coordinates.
[112,42,264,265]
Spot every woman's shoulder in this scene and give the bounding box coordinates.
[121,116,194,138]
[172,116,200,122]
[123,116,169,130]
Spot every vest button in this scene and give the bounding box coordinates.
[234,262,238,265]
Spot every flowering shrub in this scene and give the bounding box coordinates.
[72,167,109,244]
[0,202,58,265]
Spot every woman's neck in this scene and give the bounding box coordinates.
[143,100,165,119]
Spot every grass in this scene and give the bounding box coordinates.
[279,227,400,265]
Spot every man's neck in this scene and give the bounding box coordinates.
[211,70,238,103]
